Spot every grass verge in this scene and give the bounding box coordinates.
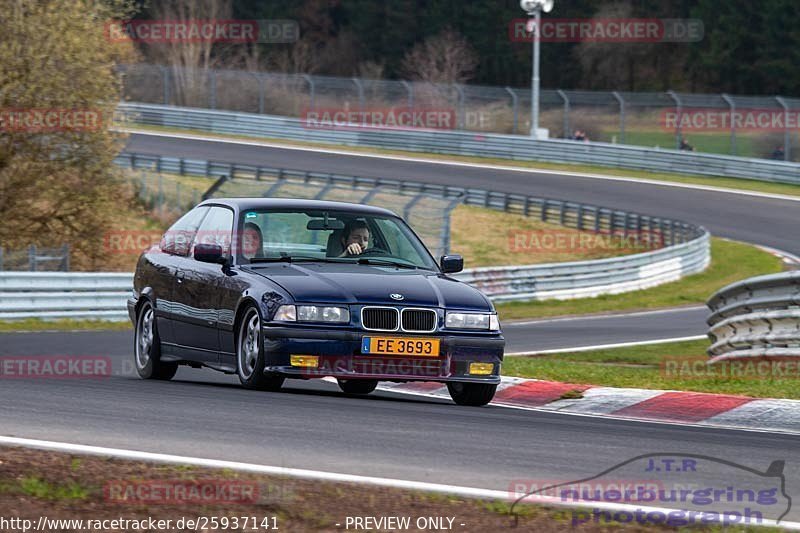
[0,318,131,333]
[451,205,653,267]
[122,124,800,199]
[496,238,783,320]
[0,446,778,532]
[503,338,799,399]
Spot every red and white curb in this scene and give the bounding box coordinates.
[378,378,800,434]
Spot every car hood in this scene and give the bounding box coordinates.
[246,262,492,310]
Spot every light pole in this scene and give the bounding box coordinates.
[520,0,554,138]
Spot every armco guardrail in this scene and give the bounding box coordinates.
[706,271,800,362]
[0,272,132,320]
[115,151,705,249]
[457,232,709,302]
[1,237,709,321]
[3,150,710,319]
[117,103,800,185]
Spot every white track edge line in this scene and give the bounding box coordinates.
[119,128,800,204]
[506,335,707,355]
[1,435,796,529]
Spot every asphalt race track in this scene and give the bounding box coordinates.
[126,132,800,255]
[2,330,799,522]
[2,132,798,522]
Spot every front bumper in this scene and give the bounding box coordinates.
[261,326,504,384]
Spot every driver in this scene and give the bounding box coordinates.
[339,219,370,257]
[241,221,263,260]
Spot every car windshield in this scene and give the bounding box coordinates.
[236,209,439,270]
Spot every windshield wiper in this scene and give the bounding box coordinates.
[356,257,420,269]
[249,255,338,264]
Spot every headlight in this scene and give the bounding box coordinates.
[445,312,500,331]
[273,305,296,321]
[273,304,349,323]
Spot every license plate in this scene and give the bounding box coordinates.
[361,336,440,357]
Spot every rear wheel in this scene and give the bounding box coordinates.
[134,301,178,380]
[237,306,284,391]
[337,379,378,395]
[447,382,497,406]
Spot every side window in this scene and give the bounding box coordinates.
[160,206,210,257]
[193,206,234,257]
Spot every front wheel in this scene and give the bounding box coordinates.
[237,306,285,391]
[134,301,178,380]
[337,379,378,395]
[447,382,497,406]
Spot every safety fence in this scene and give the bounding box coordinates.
[116,103,800,185]
[706,271,800,362]
[0,245,70,272]
[119,64,800,161]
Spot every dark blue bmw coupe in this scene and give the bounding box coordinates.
[128,198,504,406]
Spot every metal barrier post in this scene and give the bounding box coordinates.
[776,96,791,161]
[352,78,364,114]
[209,69,217,109]
[455,84,465,130]
[161,66,170,104]
[28,245,36,271]
[440,196,463,256]
[61,244,70,271]
[612,91,625,144]
[557,89,569,138]
[258,73,266,114]
[721,94,736,155]
[401,81,413,109]
[505,87,519,134]
[303,75,315,111]
[667,91,682,150]
[403,193,425,221]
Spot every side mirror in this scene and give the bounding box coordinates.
[440,254,464,274]
[194,243,227,265]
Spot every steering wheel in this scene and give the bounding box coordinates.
[358,247,389,257]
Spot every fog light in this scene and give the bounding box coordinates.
[469,362,494,375]
[290,355,319,368]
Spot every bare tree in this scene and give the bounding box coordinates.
[146,0,233,106]
[400,28,478,84]
[357,60,385,80]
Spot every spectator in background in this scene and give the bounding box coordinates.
[771,145,785,160]
[679,137,695,151]
[572,129,588,142]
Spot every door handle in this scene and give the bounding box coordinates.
[176,271,185,284]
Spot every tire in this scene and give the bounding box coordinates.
[134,301,178,380]
[337,379,378,395]
[236,306,285,391]
[446,382,497,406]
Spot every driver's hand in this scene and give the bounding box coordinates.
[344,243,363,256]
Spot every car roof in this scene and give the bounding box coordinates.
[199,197,399,217]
